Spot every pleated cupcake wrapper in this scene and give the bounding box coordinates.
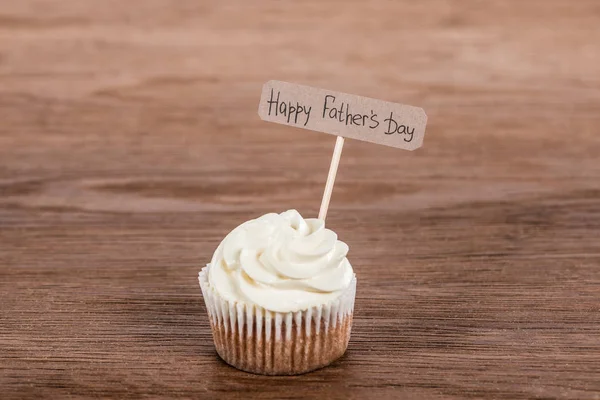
[198,266,356,375]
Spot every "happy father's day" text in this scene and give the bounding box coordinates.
[266,89,415,142]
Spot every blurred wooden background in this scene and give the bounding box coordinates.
[1,1,599,398]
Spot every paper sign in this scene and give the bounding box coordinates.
[258,80,427,151]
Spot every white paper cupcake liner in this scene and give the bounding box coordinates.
[199,266,356,375]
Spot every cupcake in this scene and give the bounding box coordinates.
[198,210,356,375]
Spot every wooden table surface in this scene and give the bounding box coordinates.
[1,1,599,399]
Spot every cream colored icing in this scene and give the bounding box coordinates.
[207,210,354,313]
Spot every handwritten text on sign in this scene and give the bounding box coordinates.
[258,80,427,151]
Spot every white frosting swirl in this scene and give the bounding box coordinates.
[208,210,354,313]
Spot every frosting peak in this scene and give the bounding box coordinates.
[208,210,354,313]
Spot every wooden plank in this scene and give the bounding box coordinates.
[1,0,599,398]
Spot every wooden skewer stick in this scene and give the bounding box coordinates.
[318,136,345,221]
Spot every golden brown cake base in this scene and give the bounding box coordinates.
[211,314,353,375]
[199,266,357,375]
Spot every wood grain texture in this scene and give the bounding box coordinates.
[1,0,599,398]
